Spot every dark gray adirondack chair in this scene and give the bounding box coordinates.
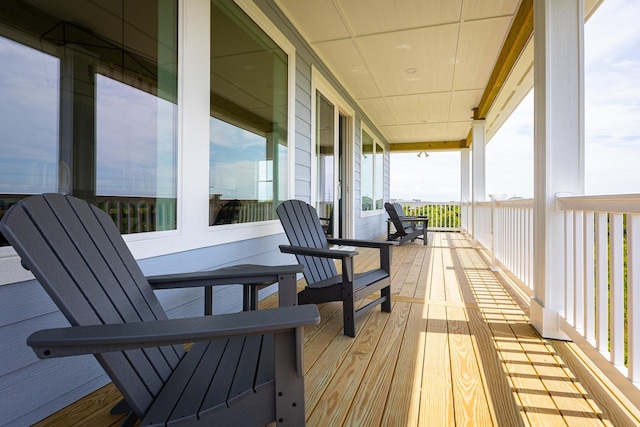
[0,194,320,427]
[276,199,395,337]
[385,202,429,245]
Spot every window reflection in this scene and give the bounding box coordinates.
[362,130,384,211]
[0,37,59,195]
[96,75,177,231]
[0,0,178,241]
[209,118,273,224]
[316,93,335,222]
[362,132,374,211]
[375,142,384,209]
[209,0,288,225]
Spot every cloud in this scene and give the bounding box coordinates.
[210,117,265,150]
[95,75,177,197]
[583,0,640,195]
[585,0,640,65]
[0,38,59,161]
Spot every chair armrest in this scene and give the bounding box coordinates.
[326,238,398,248]
[396,216,429,228]
[279,244,358,259]
[147,264,304,289]
[327,239,394,274]
[27,305,320,359]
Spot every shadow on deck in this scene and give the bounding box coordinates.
[35,233,640,426]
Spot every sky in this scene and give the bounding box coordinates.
[390,0,640,202]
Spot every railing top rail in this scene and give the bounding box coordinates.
[557,193,640,214]
[394,201,461,206]
[496,198,534,208]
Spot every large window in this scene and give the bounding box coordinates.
[0,0,178,244]
[361,130,384,211]
[316,93,335,223]
[209,0,288,226]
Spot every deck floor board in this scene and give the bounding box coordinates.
[34,232,640,426]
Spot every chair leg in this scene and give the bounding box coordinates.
[274,330,306,425]
[251,286,259,310]
[242,285,251,311]
[381,286,392,313]
[243,284,266,310]
[343,295,356,338]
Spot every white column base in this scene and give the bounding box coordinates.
[530,298,571,341]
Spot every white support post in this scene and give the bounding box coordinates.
[460,148,470,234]
[531,0,585,340]
[471,120,486,244]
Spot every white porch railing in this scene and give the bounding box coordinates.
[396,201,461,231]
[492,197,534,287]
[463,197,531,278]
[558,193,640,385]
[479,193,640,389]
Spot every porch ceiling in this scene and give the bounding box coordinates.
[274,0,603,151]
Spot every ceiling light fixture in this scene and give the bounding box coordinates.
[405,67,417,74]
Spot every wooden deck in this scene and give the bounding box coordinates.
[35,232,640,426]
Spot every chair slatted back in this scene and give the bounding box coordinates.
[385,202,410,232]
[0,194,184,418]
[393,203,413,229]
[276,200,338,285]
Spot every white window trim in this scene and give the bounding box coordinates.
[360,123,385,218]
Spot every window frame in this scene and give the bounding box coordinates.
[310,67,356,239]
[0,0,182,262]
[127,0,296,259]
[208,0,291,228]
[360,124,385,217]
[0,0,297,268]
